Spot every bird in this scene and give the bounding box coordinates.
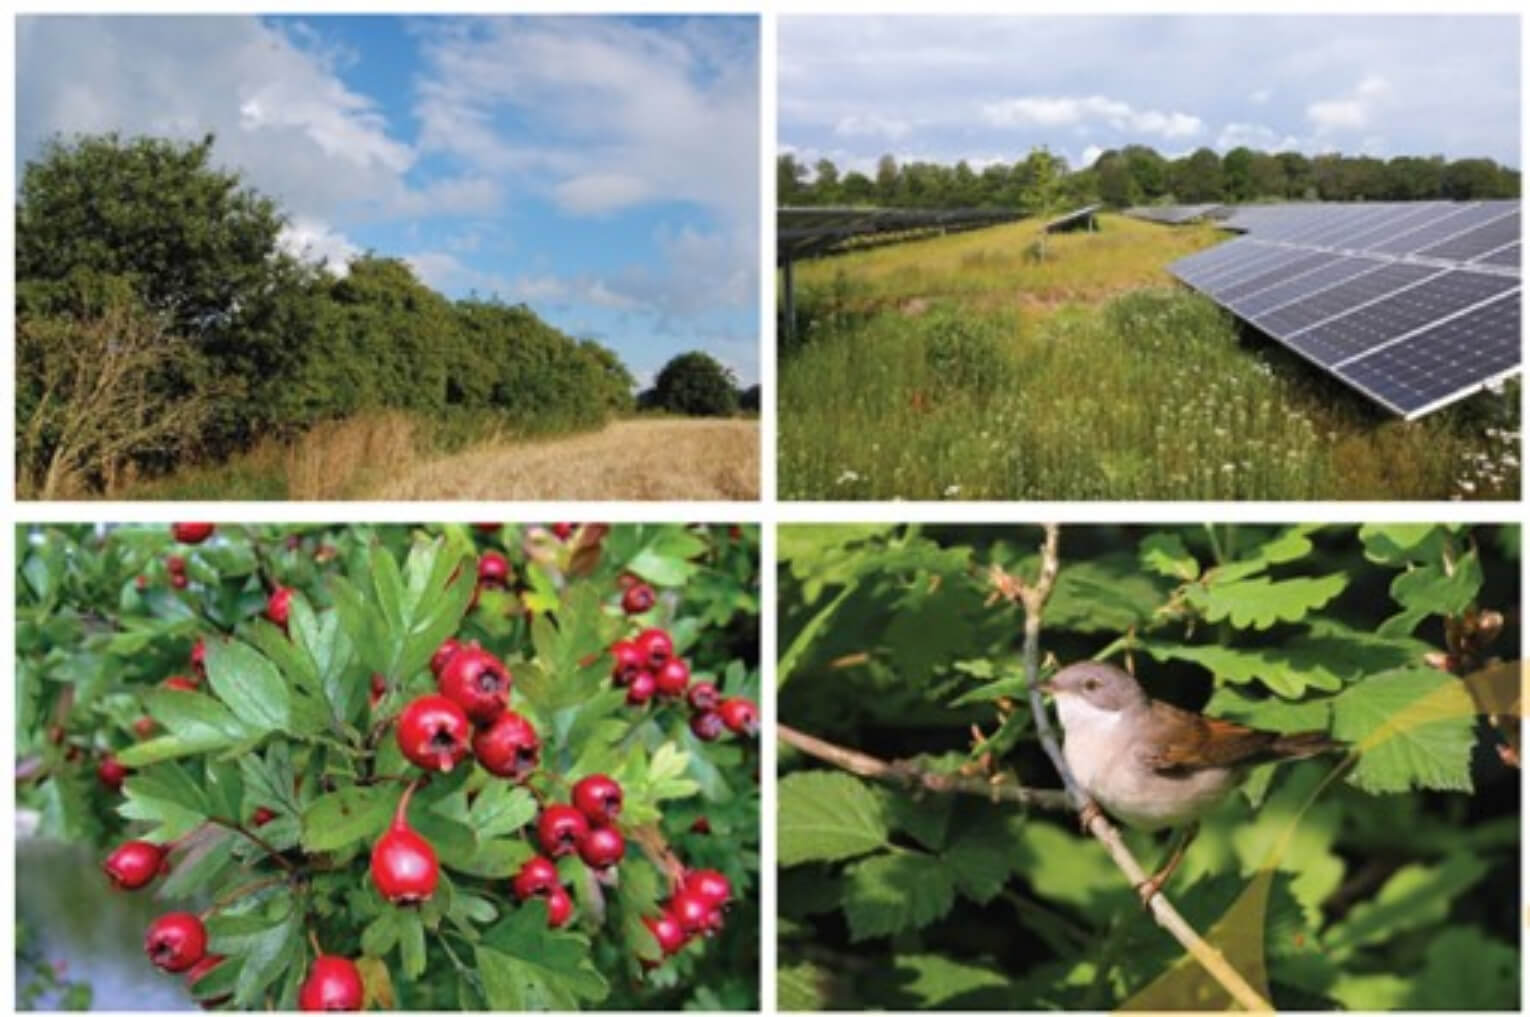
[1039,660,1345,902]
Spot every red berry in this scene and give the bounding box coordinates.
[171,523,215,544]
[655,658,690,697]
[369,672,387,708]
[104,841,166,890]
[396,695,471,772]
[684,869,732,908]
[145,912,207,973]
[474,523,502,533]
[133,715,157,739]
[430,639,462,678]
[621,583,656,615]
[135,575,148,590]
[550,523,575,541]
[97,754,131,790]
[645,913,687,956]
[162,675,198,692]
[472,711,541,781]
[437,644,512,725]
[190,639,207,677]
[266,587,295,628]
[689,710,723,741]
[537,805,591,857]
[370,785,439,904]
[571,774,623,824]
[668,890,719,935]
[298,955,364,1011]
[719,698,759,737]
[166,555,187,574]
[170,572,189,590]
[686,682,719,712]
[626,671,657,706]
[477,551,510,588]
[252,807,276,827]
[511,857,561,900]
[610,640,644,686]
[579,826,625,869]
[690,816,712,835]
[635,628,674,668]
[545,887,574,927]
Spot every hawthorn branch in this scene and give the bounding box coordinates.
[994,523,1272,1013]
[777,723,1070,810]
[206,816,297,873]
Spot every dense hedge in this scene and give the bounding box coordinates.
[16,134,635,492]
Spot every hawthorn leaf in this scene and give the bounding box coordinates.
[477,903,609,1009]
[300,786,395,853]
[205,639,290,733]
[1139,531,1200,581]
[1185,573,1347,630]
[468,782,537,840]
[118,764,210,839]
[778,961,836,1011]
[1387,549,1483,617]
[1324,852,1489,955]
[897,953,1009,1007]
[778,771,887,866]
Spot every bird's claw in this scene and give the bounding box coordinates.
[1077,799,1103,833]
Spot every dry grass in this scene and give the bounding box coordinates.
[374,418,760,501]
[284,413,424,500]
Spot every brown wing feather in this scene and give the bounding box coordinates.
[1139,700,1343,772]
[1138,700,1280,772]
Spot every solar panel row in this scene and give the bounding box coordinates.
[1168,200,1521,418]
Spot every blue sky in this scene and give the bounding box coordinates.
[780,15,1520,177]
[18,15,761,387]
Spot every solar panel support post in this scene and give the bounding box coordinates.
[781,255,797,346]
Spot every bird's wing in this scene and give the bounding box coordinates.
[1136,700,1282,773]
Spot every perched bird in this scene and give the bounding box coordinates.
[1040,660,1344,901]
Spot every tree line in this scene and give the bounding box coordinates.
[779,144,1520,213]
[16,134,741,496]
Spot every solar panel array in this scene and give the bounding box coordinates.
[1125,204,1227,225]
[1043,204,1101,233]
[778,206,1024,262]
[1169,200,1521,418]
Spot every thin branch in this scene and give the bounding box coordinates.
[778,723,1070,810]
[206,816,297,873]
[997,523,1272,1013]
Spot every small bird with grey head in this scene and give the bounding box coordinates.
[1040,660,1344,902]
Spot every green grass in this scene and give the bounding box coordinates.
[779,214,1520,501]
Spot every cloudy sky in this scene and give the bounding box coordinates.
[18,15,760,387]
[780,15,1520,177]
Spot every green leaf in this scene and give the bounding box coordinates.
[896,953,1008,1007]
[1186,573,1348,630]
[207,903,302,1009]
[205,639,290,733]
[145,688,252,745]
[778,961,836,1011]
[1137,641,1343,699]
[467,782,537,840]
[398,909,427,979]
[1325,852,1489,955]
[942,815,1018,904]
[477,903,609,1009]
[625,528,709,586]
[1139,532,1200,581]
[843,852,956,941]
[1332,669,1476,794]
[1406,927,1518,1010]
[778,771,887,866]
[1387,549,1484,616]
[1358,523,1449,565]
[118,764,210,840]
[300,786,395,853]
[1210,526,1317,583]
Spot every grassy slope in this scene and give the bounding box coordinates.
[117,414,760,501]
[779,214,1520,501]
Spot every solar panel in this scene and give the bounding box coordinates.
[1414,210,1520,261]
[1285,270,1519,367]
[1335,292,1521,417]
[1166,198,1522,417]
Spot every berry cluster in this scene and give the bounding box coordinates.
[644,868,734,960]
[609,627,758,740]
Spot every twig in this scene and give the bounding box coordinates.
[777,723,1070,810]
[995,523,1272,1013]
[206,816,297,873]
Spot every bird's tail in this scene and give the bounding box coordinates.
[1271,730,1347,759]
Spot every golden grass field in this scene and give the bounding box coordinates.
[375,417,760,501]
[116,413,760,501]
[780,213,1520,501]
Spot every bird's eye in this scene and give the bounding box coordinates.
[1084,679,1099,691]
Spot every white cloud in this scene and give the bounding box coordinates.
[1216,122,1304,152]
[554,172,652,215]
[834,113,913,141]
[1248,88,1272,104]
[279,217,359,275]
[1307,74,1391,132]
[981,94,1203,139]
[1079,144,1104,168]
